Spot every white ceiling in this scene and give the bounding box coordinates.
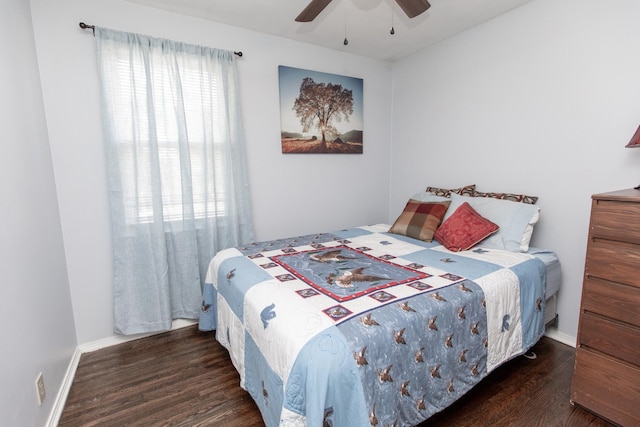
[127,0,535,62]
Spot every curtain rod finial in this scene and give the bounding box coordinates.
[79,22,96,36]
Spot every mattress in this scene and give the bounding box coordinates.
[529,247,561,297]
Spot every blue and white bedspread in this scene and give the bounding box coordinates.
[199,224,548,427]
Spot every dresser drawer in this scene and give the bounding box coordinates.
[585,239,640,289]
[578,312,640,366]
[581,277,640,326]
[591,199,640,244]
[571,348,640,426]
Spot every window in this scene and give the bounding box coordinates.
[104,44,231,225]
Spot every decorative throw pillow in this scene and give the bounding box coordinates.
[434,202,499,252]
[472,190,538,205]
[389,199,451,242]
[444,193,540,252]
[425,184,475,197]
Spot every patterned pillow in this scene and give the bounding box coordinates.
[389,199,451,242]
[472,190,538,205]
[434,202,499,252]
[425,184,475,197]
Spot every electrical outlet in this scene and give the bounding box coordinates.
[35,372,46,406]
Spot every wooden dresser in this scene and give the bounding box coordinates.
[570,189,640,426]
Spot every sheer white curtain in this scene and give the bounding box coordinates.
[95,28,254,335]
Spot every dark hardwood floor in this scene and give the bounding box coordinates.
[59,326,614,426]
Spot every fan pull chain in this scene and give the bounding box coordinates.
[343,0,349,45]
[390,5,395,35]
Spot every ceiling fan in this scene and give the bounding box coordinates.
[295,0,431,22]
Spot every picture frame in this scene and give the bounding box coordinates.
[279,65,363,154]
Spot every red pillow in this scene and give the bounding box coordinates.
[434,202,499,252]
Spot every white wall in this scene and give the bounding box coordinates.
[390,0,640,341]
[0,0,77,425]
[29,0,393,345]
[13,0,639,423]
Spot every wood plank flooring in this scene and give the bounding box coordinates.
[59,326,615,426]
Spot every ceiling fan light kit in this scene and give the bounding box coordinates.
[295,0,431,23]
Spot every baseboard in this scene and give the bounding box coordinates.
[46,345,82,427]
[48,319,197,426]
[79,319,197,353]
[545,328,576,348]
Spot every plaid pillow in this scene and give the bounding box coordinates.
[434,202,499,252]
[389,199,451,242]
[472,190,538,204]
[426,184,475,197]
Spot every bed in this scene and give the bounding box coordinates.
[199,186,560,426]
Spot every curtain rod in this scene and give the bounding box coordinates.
[78,22,243,57]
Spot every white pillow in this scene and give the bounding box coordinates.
[410,191,451,203]
[443,193,540,252]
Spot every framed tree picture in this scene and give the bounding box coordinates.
[279,65,363,154]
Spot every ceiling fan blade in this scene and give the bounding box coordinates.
[395,0,431,19]
[295,0,333,22]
